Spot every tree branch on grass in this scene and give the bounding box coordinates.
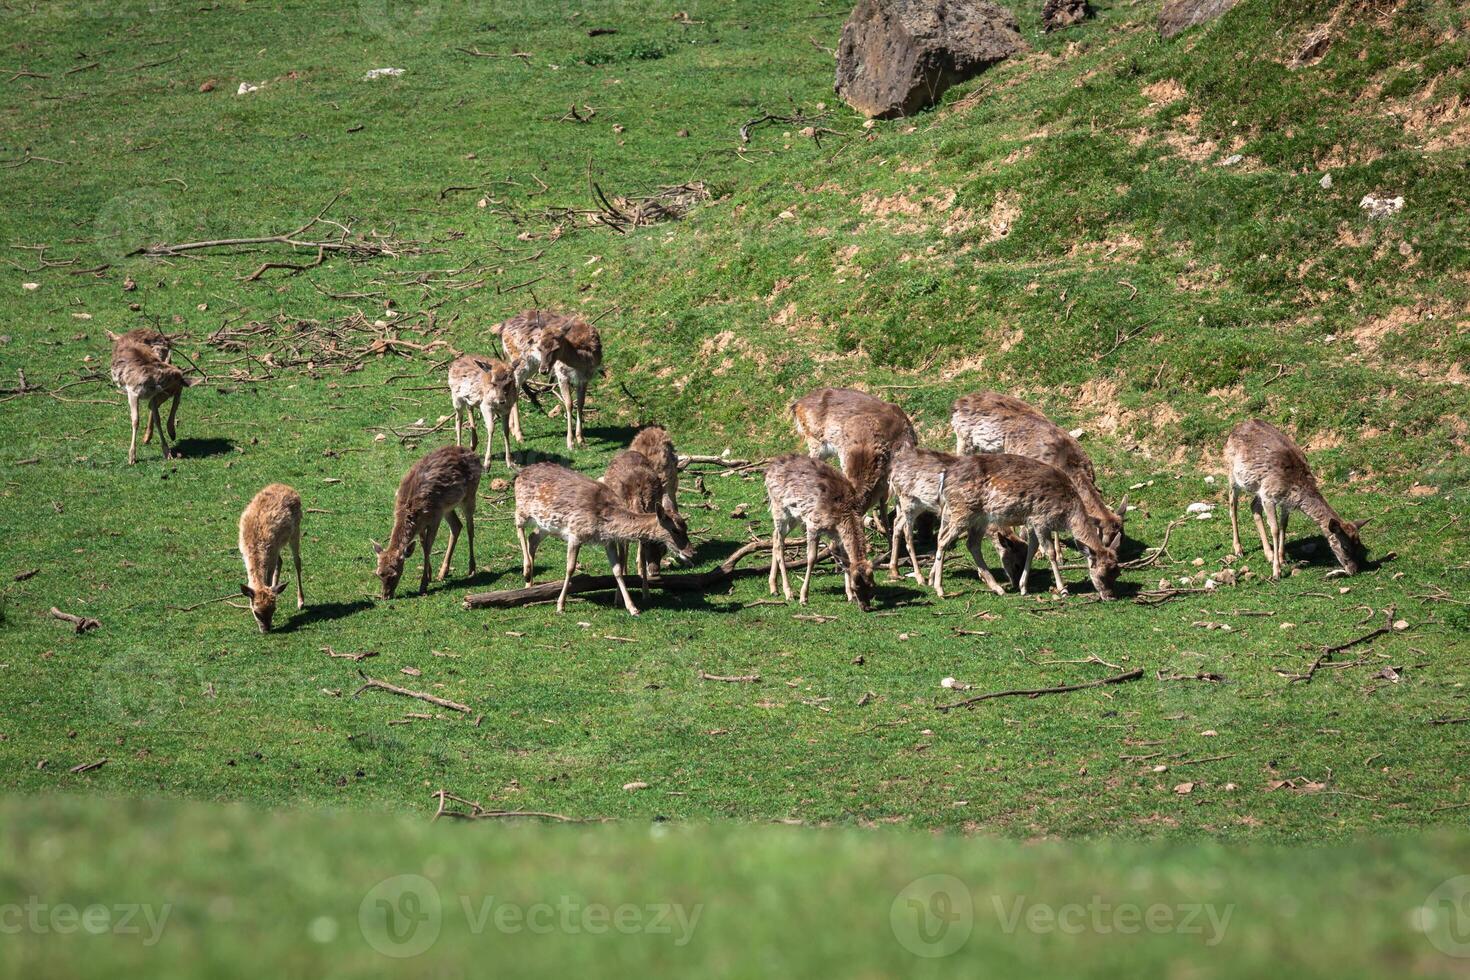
[936,668,1143,713]
[353,671,470,713]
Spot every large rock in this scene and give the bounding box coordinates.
[1158,0,1239,39]
[1042,0,1091,32]
[835,0,1026,119]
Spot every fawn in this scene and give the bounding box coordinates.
[373,445,482,598]
[951,391,1126,549]
[491,309,563,443]
[792,387,917,532]
[764,453,876,611]
[238,483,305,632]
[1225,419,1370,579]
[931,452,1120,600]
[535,316,603,449]
[515,462,694,615]
[448,354,518,468]
[109,334,188,464]
[602,448,689,602]
[629,425,680,516]
[887,443,1028,588]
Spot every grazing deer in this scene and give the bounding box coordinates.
[887,443,1028,588]
[238,483,304,632]
[792,387,917,532]
[1225,419,1370,579]
[951,391,1126,549]
[108,327,174,446]
[931,453,1120,600]
[514,462,694,615]
[373,445,482,598]
[629,425,680,515]
[448,354,518,468]
[535,316,603,449]
[491,309,563,443]
[764,453,876,611]
[110,336,188,464]
[601,449,689,602]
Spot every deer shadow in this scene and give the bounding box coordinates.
[169,437,235,459]
[276,598,374,633]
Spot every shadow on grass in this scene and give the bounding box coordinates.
[277,599,373,633]
[169,437,235,459]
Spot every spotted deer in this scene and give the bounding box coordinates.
[108,327,175,447]
[535,316,603,449]
[373,445,482,598]
[951,391,1126,549]
[764,453,876,611]
[109,334,188,464]
[490,309,563,443]
[1225,419,1370,579]
[629,425,680,516]
[601,449,689,602]
[514,462,694,616]
[792,387,917,533]
[448,354,518,468]
[931,453,1120,600]
[887,443,1028,589]
[238,483,304,632]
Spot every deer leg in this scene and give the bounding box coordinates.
[150,397,170,460]
[500,411,514,468]
[290,531,305,609]
[509,402,524,444]
[438,511,461,581]
[1276,505,1289,573]
[557,540,581,613]
[635,541,649,603]
[769,517,790,600]
[1043,532,1069,597]
[1018,530,1040,595]
[887,507,904,580]
[418,525,438,594]
[1228,482,1243,557]
[478,402,494,468]
[454,404,463,448]
[607,542,640,616]
[1261,501,1283,580]
[965,524,1006,596]
[798,530,818,606]
[930,518,963,599]
[559,376,575,450]
[517,523,535,583]
[462,497,477,575]
[903,508,926,585]
[165,387,180,440]
[127,391,141,464]
[574,380,588,447]
[1250,496,1274,569]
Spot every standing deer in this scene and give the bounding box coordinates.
[515,462,694,615]
[238,483,304,632]
[535,316,603,449]
[629,425,680,515]
[373,445,482,598]
[448,354,518,468]
[601,449,688,602]
[1225,419,1370,579]
[792,387,916,533]
[764,453,876,611]
[931,453,1120,600]
[951,391,1126,549]
[109,335,188,464]
[887,443,1028,588]
[491,309,563,443]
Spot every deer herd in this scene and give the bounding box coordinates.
[107,310,1372,632]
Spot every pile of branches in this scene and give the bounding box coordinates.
[487,177,710,239]
[206,309,447,377]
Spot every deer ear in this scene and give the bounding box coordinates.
[371,539,384,556]
[240,584,255,599]
[1352,517,1372,531]
[1115,493,1129,524]
[1327,517,1345,535]
[403,540,416,558]
[272,581,289,596]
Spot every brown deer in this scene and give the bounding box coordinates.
[448,354,518,468]
[887,443,1028,589]
[373,445,482,598]
[629,425,680,516]
[491,309,564,443]
[792,387,916,532]
[108,327,174,447]
[951,391,1126,549]
[764,453,876,611]
[514,462,694,615]
[1225,419,1370,579]
[535,316,603,449]
[109,335,188,464]
[238,483,304,632]
[931,453,1120,600]
[601,449,689,602]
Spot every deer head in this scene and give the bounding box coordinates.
[1324,516,1371,575]
[241,580,288,632]
[372,538,415,599]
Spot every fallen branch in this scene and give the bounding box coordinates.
[432,789,581,822]
[69,758,107,774]
[937,669,1143,712]
[353,671,471,713]
[698,670,761,683]
[1283,606,1395,683]
[49,607,101,633]
[322,645,379,662]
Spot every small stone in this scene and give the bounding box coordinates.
[21,283,39,291]
[622,781,649,792]
[1393,619,1409,631]
[199,79,216,92]
[1319,173,1332,189]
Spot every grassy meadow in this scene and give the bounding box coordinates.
[0,0,1467,975]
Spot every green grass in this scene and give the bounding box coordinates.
[0,0,1468,972]
[3,795,1470,979]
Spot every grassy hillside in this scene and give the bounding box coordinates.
[3,795,1470,979]
[0,0,1466,848]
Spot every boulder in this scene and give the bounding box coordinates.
[1158,0,1239,39]
[835,0,1026,119]
[1042,0,1091,32]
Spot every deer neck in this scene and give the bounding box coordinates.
[1294,486,1340,532]
[605,507,666,545]
[835,514,869,565]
